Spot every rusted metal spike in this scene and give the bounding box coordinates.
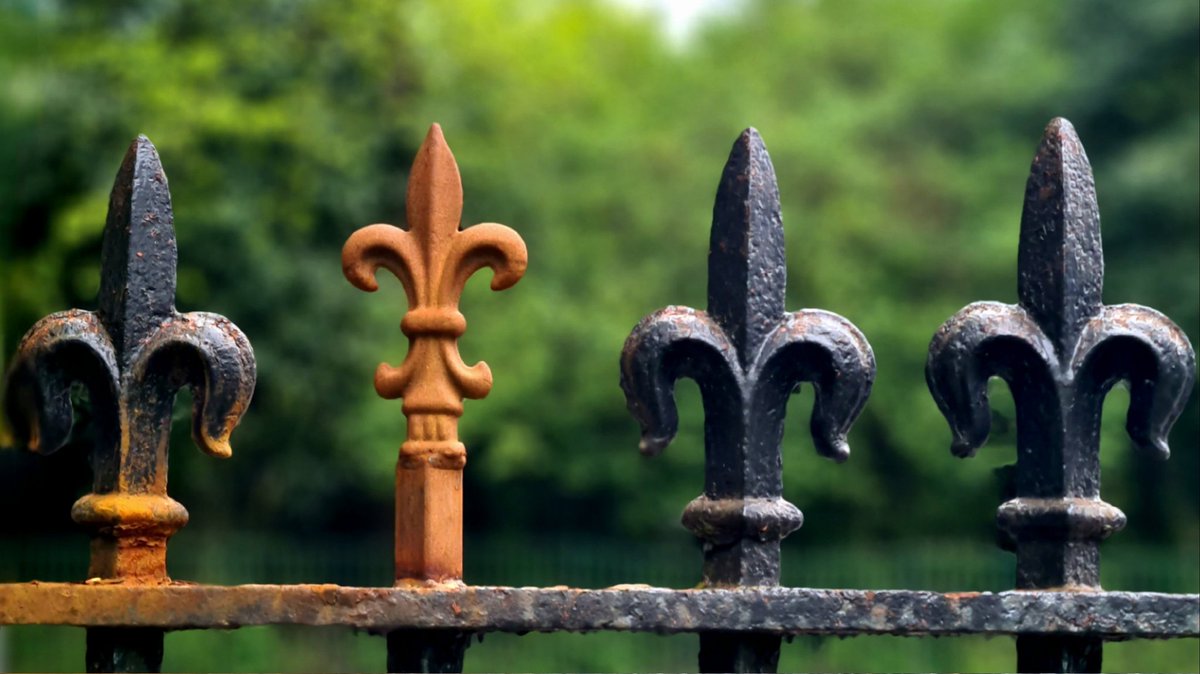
[620,128,875,673]
[344,124,525,673]
[926,117,1197,673]
[342,124,527,585]
[4,136,257,584]
[98,137,178,364]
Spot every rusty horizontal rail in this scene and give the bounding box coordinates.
[0,583,1194,638]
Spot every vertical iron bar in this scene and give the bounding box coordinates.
[1015,635,1102,673]
[620,128,874,673]
[343,124,528,673]
[3,136,257,674]
[86,629,164,674]
[697,632,782,673]
[927,118,1196,673]
[386,630,471,673]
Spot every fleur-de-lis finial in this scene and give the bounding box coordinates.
[342,124,527,584]
[926,118,1196,672]
[4,137,256,586]
[620,129,875,673]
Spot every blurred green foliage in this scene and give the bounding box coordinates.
[0,0,1196,670]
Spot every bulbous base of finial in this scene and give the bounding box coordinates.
[683,494,801,587]
[681,494,804,546]
[71,492,189,583]
[996,496,1126,548]
[996,496,1126,589]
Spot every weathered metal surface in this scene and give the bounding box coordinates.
[620,128,875,671]
[5,137,257,583]
[0,583,1194,638]
[342,124,526,671]
[388,629,470,673]
[86,629,163,673]
[2,136,257,672]
[927,117,1197,673]
[342,124,527,587]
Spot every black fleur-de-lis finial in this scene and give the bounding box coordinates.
[620,129,876,673]
[4,136,257,586]
[927,118,1196,673]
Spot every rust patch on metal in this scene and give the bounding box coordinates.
[0,583,1194,639]
[72,493,190,583]
[342,124,527,583]
[3,136,257,585]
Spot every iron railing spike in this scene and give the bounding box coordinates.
[620,128,876,673]
[926,117,1196,673]
[3,136,257,673]
[342,123,528,672]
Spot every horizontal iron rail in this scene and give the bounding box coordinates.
[0,583,1194,638]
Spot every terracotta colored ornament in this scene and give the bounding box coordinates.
[343,124,527,583]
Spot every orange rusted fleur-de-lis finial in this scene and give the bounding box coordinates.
[343,124,527,583]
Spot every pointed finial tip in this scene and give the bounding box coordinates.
[417,123,454,160]
[724,127,772,176]
[735,127,767,150]
[124,134,163,171]
[132,134,158,154]
[1046,117,1075,133]
[1041,117,1082,149]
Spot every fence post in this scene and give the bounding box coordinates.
[620,128,876,673]
[927,117,1197,673]
[3,136,257,672]
[342,123,528,672]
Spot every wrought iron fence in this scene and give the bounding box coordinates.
[0,118,1196,673]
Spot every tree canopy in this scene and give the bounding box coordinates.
[1,0,1196,551]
